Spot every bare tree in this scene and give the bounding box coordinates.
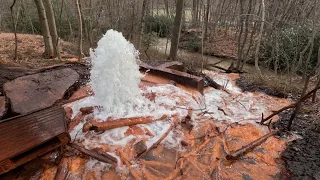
[10,0,18,60]
[34,0,54,58]
[137,0,148,50]
[169,0,184,60]
[204,0,211,39]
[43,0,60,60]
[254,0,265,79]
[75,0,83,61]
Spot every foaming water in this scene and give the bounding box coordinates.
[89,30,143,115]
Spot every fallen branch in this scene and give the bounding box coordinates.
[82,115,168,132]
[260,86,320,124]
[226,130,280,160]
[136,116,179,160]
[204,76,230,94]
[68,143,117,164]
[54,158,69,180]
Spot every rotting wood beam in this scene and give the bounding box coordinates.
[139,62,204,94]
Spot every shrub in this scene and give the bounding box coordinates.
[142,32,158,48]
[186,34,201,52]
[260,25,320,74]
[145,15,173,38]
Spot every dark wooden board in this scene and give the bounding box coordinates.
[139,62,204,94]
[0,105,68,162]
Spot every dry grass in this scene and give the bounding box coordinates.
[242,70,320,97]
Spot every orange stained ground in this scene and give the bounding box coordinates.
[25,72,292,180]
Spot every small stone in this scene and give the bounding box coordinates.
[168,80,177,86]
[242,173,253,180]
[134,140,147,156]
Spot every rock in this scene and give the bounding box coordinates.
[134,140,147,156]
[4,68,79,114]
[0,96,7,119]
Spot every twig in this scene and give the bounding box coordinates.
[68,143,117,164]
[174,106,206,111]
[260,86,320,124]
[226,130,280,160]
[136,116,179,160]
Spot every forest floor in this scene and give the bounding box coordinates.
[0,32,320,179]
[0,33,78,68]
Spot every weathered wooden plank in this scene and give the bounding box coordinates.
[0,106,68,162]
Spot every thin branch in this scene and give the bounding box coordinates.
[136,116,179,160]
[260,86,320,124]
[68,143,117,164]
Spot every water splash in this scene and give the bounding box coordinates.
[89,30,143,115]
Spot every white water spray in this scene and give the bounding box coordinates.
[90,30,143,115]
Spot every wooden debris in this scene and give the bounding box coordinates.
[204,76,230,94]
[226,130,280,160]
[82,115,168,132]
[0,106,70,175]
[136,116,179,160]
[79,106,94,115]
[139,62,204,94]
[54,158,69,180]
[68,143,117,164]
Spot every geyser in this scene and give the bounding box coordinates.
[89,30,143,115]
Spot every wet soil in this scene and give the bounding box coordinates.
[236,75,287,98]
[236,75,320,180]
[275,106,320,180]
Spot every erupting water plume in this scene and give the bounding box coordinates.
[89,30,143,115]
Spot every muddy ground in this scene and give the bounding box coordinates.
[236,75,320,180]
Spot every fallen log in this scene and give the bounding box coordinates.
[68,143,117,164]
[136,116,179,160]
[260,86,320,124]
[226,130,280,160]
[82,115,168,132]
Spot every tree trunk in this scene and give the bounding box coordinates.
[254,0,265,79]
[43,0,60,60]
[34,0,54,58]
[10,0,18,60]
[138,0,148,50]
[192,0,197,27]
[204,0,210,39]
[169,0,184,60]
[287,75,310,131]
[236,0,244,70]
[75,0,83,61]
[163,0,169,17]
[312,46,320,103]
